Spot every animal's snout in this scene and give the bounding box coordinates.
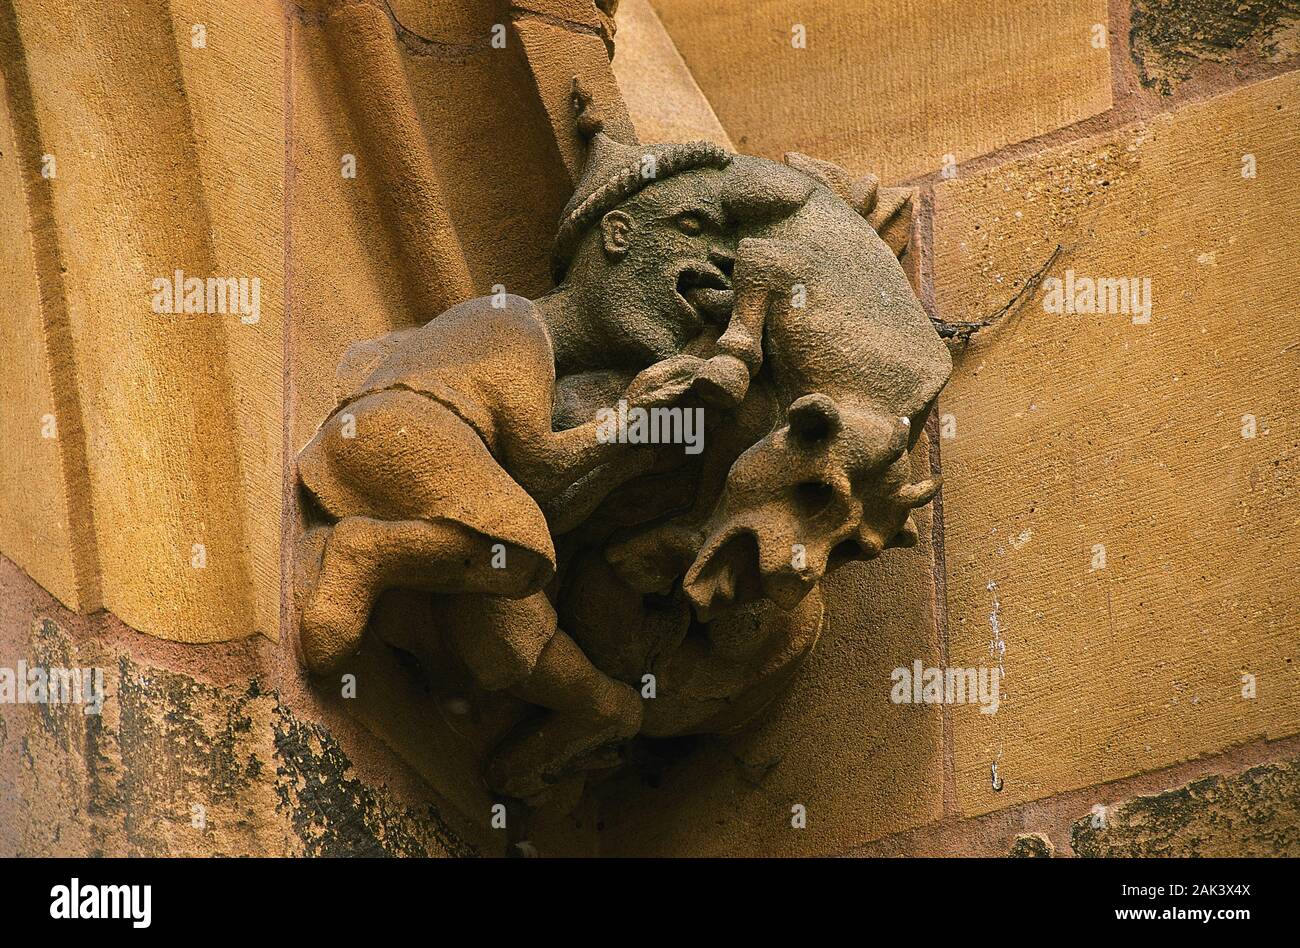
[792,479,836,516]
[761,566,818,612]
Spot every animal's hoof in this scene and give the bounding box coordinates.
[692,354,750,408]
[604,523,702,594]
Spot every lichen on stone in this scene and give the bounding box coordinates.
[1071,756,1300,856]
[1130,0,1300,93]
[273,707,477,857]
[10,618,476,857]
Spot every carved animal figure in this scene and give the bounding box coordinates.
[681,160,950,617]
[294,125,814,805]
[293,111,952,807]
[601,154,950,621]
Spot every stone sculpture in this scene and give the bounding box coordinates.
[294,91,952,808]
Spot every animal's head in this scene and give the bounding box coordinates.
[674,148,951,620]
[682,392,939,619]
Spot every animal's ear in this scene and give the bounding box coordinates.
[788,393,841,444]
[867,186,914,258]
[783,152,914,258]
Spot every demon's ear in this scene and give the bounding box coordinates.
[600,209,633,259]
[783,152,914,257]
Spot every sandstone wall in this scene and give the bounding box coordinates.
[1,0,1296,857]
[620,0,1300,856]
[1,0,621,858]
[0,0,283,643]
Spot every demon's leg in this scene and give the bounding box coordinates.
[484,624,643,802]
[296,517,550,674]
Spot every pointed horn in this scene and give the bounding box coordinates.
[783,152,854,196]
[782,153,912,257]
[895,477,942,508]
[784,152,881,216]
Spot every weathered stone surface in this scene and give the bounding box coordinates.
[513,0,617,36]
[169,0,286,640]
[934,72,1300,817]
[611,0,733,148]
[1072,756,1300,856]
[649,0,1113,181]
[273,706,476,857]
[3,618,476,857]
[1009,832,1054,856]
[593,438,943,856]
[1130,0,1300,93]
[290,1,572,453]
[291,116,950,813]
[5,0,1296,861]
[0,46,90,612]
[1,0,282,642]
[510,12,637,182]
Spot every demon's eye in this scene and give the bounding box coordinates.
[675,212,704,236]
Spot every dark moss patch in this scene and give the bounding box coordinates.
[1008,833,1054,857]
[1072,756,1300,856]
[116,657,264,810]
[1130,0,1300,92]
[30,618,78,752]
[16,618,476,856]
[272,707,477,857]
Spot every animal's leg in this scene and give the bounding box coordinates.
[486,628,643,801]
[544,450,657,535]
[297,516,550,674]
[692,238,804,407]
[515,355,712,526]
[519,357,706,483]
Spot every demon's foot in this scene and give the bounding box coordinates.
[296,522,374,675]
[485,683,642,802]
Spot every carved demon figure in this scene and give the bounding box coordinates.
[294,104,951,810]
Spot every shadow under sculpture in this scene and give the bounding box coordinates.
[294,119,952,812]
